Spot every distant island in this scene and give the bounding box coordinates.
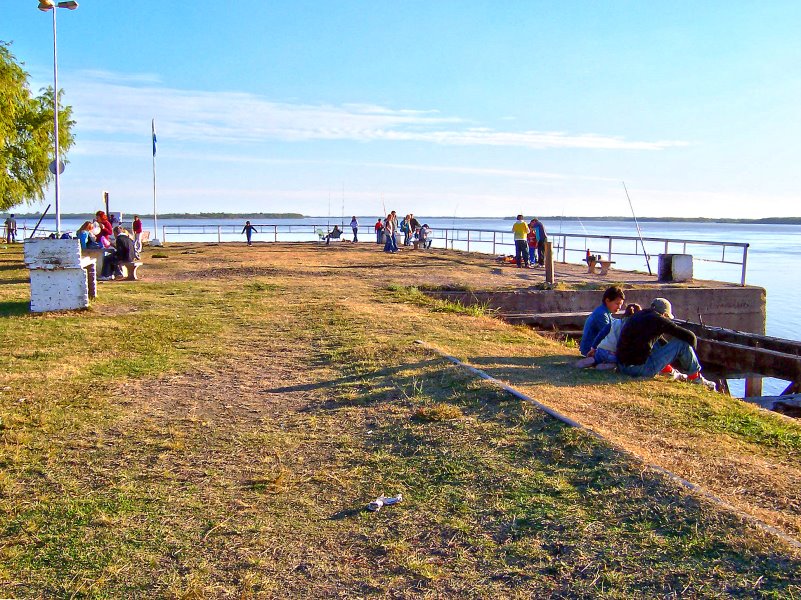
[9,212,801,225]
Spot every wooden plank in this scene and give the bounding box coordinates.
[695,338,801,382]
[676,319,801,356]
[742,393,801,413]
[501,312,590,328]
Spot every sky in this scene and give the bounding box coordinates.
[5,1,801,218]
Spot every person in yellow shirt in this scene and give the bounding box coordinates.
[512,214,530,268]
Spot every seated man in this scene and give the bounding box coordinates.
[101,226,137,279]
[325,225,342,245]
[579,286,626,356]
[420,224,432,249]
[616,298,716,390]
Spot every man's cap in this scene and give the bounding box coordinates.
[651,297,674,319]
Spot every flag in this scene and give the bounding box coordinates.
[152,119,157,157]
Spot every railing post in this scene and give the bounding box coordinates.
[162,225,166,242]
[741,245,748,286]
[545,242,554,284]
[274,225,277,243]
[467,230,471,252]
[218,225,222,243]
[664,240,669,255]
[492,231,496,254]
[608,237,613,261]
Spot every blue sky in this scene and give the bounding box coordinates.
[5,1,801,218]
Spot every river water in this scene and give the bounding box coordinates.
[19,215,798,396]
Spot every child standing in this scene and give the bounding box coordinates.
[242,221,258,246]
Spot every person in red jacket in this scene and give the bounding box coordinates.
[132,215,143,253]
[95,211,113,247]
[374,218,384,244]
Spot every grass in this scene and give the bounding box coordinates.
[0,242,800,597]
[386,283,495,317]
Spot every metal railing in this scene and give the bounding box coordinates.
[161,223,353,243]
[157,223,749,286]
[4,224,58,240]
[439,228,750,286]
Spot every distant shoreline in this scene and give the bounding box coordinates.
[10,212,801,225]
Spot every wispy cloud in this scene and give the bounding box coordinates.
[64,70,688,152]
[71,141,615,183]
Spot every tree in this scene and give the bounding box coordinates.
[0,41,75,212]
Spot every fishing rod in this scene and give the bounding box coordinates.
[622,181,652,275]
[29,204,51,239]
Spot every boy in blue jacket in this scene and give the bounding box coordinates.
[579,286,625,356]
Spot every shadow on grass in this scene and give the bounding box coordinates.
[266,358,441,396]
[0,300,30,317]
[327,507,365,520]
[469,354,628,388]
[333,358,801,593]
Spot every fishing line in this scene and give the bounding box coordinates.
[622,181,652,275]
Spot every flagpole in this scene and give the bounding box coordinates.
[151,118,161,245]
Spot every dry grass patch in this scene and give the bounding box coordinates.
[1,242,800,598]
[413,402,464,422]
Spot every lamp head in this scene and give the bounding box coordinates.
[58,1,79,8]
[38,0,55,11]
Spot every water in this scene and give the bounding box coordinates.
[17,215,799,396]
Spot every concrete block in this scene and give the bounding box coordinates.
[29,269,89,312]
[658,254,693,282]
[24,238,82,269]
[25,238,93,312]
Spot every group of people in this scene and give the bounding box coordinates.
[4,214,17,243]
[239,215,433,250]
[376,212,432,253]
[576,286,717,390]
[512,215,548,268]
[77,211,141,280]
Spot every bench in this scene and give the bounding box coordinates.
[318,229,343,244]
[118,261,143,280]
[584,256,615,276]
[597,260,615,276]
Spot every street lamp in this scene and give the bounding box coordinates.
[38,0,78,236]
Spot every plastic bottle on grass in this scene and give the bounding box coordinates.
[367,494,403,512]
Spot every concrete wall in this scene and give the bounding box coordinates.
[428,286,766,334]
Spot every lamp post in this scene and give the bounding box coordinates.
[38,0,78,236]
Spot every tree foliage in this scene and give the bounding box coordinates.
[0,41,75,212]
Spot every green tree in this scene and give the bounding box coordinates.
[0,41,75,212]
